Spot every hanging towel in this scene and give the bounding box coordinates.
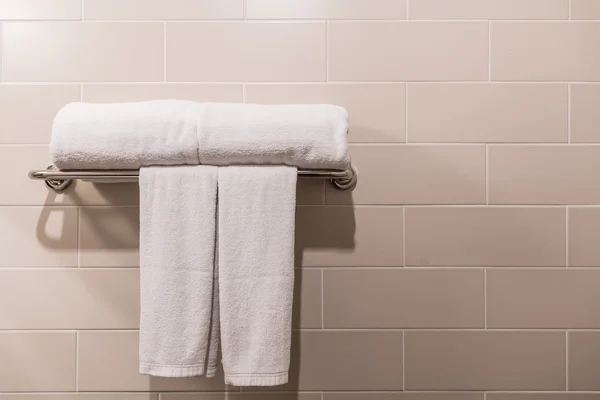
[198,102,349,170]
[217,166,297,386]
[51,100,200,170]
[139,165,218,377]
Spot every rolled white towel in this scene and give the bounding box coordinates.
[50,100,200,170]
[50,101,350,171]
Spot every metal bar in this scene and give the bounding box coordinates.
[29,165,357,192]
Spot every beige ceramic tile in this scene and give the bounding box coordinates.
[245,0,406,19]
[571,84,600,143]
[407,84,567,143]
[0,85,80,144]
[323,269,484,328]
[489,395,600,400]
[487,269,600,328]
[0,332,76,392]
[296,206,403,267]
[325,394,485,400]
[294,269,322,328]
[0,0,81,19]
[77,331,229,391]
[297,180,324,206]
[0,146,131,207]
[404,331,565,390]
[0,269,139,329]
[167,22,326,82]
[489,145,600,204]
[0,206,78,267]
[1,396,156,400]
[163,395,319,400]
[281,331,403,390]
[4,147,163,207]
[328,22,488,81]
[405,207,566,266]
[571,0,600,19]
[3,22,163,82]
[569,331,600,390]
[84,0,242,19]
[0,146,70,206]
[82,84,243,103]
[491,22,600,81]
[79,207,139,268]
[326,145,486,205]
[409,0,568,19]
[245,83,405,143]
[569,207,600,267]
[72,182,140,206]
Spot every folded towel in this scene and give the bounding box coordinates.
[139,165,218,377]
[50,101,349,171]
[197,103,350,170]
[51,100,200,170]
[217,166,297,386]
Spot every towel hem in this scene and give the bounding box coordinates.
[140,361,206,377]
[224,371,288,386]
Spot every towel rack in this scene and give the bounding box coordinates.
[29,165,357,192]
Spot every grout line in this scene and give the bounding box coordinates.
[484,268,487,328]
[11,392,600,395]
[243,0,246,20]
[566,330,570,390]
[568,83,572,143]
[80,0,84,20]
[402,206,406,267]
[569,0,572,19]
[75,331,79,391]
[44,18,600,22]
[4,80,600,85]
[242,83,246,102]
[485,144,489,205]
[406,0,410,19]
[163,22,167,82]
[0,203,583,209]
[0,203,579,208]
[405,83,409,143]
[326,21,329,82]
[321,268,325,329]
[9,141,600,146]
[294,328,571,332]
[76,206,81,268]
[484,393,487,400]
[1,22,3,83]
[402,331,406,389]
[488,21,491,81]
[566,207,570,267]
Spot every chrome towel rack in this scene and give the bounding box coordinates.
[29,165,357,192]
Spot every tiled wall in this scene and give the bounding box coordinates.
[1,0,600,398]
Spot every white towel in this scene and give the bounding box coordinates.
[51,100,200,170]
[139,165,218,377]
[50,101,349,171]
[198,103,350,170]
[217,166,297,386]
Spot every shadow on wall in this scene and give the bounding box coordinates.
[35,181,357,394]
[36,181,357,257]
